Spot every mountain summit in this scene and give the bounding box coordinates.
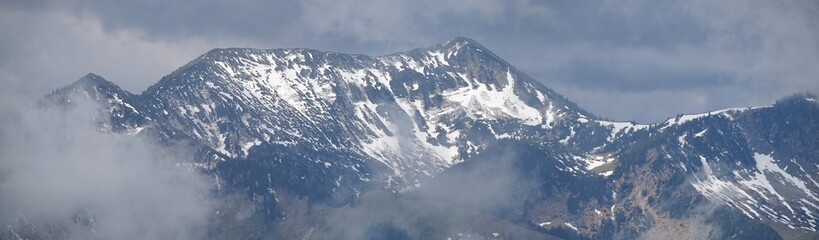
[34,38,819,239]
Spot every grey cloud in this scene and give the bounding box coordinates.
[46,0,301,43]
[549,85,782,123]
[298,0,508,44]
[0,96,214,239]
[1,0,817,123]
[0,6,219,95]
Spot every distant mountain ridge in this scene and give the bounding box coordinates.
[34,37,819,239]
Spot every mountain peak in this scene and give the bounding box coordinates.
[378,37,493,60]
[446,36,479,47]
[435,36,491,54]
[44,73,133,107]
[63,73,124,94]
[73,73,107,85]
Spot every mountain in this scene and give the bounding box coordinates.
[24,37,819,239]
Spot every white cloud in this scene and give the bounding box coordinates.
[0,97,214,240]
[0,7,234,94]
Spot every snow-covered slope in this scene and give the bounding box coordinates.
[37,38,819,239]
[683,96,819,231]
[118,37,618,191]
[604,95,819,233]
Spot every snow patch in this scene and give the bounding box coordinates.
[564,223,578,231]
[441,70,542,125]
[661,106,771,129]
[694,128,708,138]
[596,120,649,142]
[241,139,262,156]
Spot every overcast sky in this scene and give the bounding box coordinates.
[1,0,817,122]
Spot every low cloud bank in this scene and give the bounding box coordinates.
[0,96,214,240]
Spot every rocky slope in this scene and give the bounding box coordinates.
[22,37,819,239]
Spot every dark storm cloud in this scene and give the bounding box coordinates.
[1,0,817,122]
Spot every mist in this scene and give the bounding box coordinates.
[310,141,564,240]
[0,95,215,239]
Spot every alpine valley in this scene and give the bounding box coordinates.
[14,37,819,239]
